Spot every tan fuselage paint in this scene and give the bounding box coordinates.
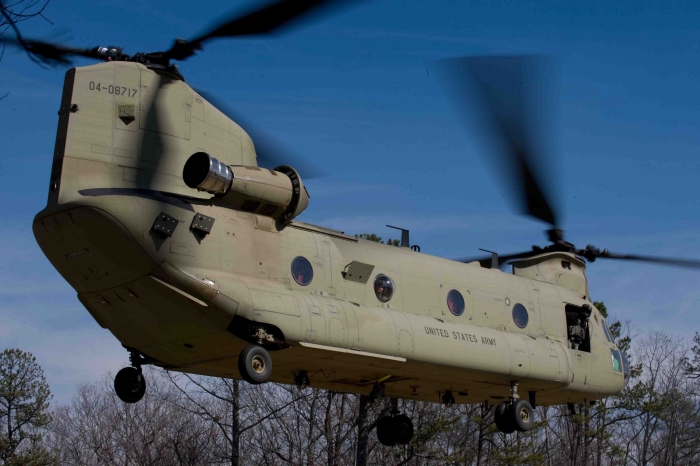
[34,62,624,406]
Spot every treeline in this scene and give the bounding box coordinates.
[4,326,700,465]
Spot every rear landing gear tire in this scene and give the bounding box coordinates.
[114,367,146,403]
[376,414,414,446]
[238,345,272,384]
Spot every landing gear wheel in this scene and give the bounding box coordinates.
[376,414,415,446]
[393,414,414,445]
[512,399,535,432]
[114,367,146,403]
[376,416,398,447]
[494,402,516,434]
[238,345,272,384]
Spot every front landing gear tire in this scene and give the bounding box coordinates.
[114,367,146,403]
[494,402,516,434]
[377,416,397,447]
[238,345,272,384]
[512,399,535,432]
[393,414,414,445]
[376,414,414,446]
[494,400,535,433]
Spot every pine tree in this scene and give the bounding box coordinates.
[0,348,53,465]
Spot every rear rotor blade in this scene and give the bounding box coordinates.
[0,5,111,66]
[437,56,560,228]
[165,0,360,61]
[0,35,105,66]
[194,87,325,179]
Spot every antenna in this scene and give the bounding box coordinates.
[478,248,499,269]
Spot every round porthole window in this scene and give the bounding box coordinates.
[447,290,465,316]
[291,256,313,286]
[512,303,529,328]
[374,274,394,302]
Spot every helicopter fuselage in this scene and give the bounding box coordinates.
[34,61,626,406]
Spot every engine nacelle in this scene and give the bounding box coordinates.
[183,152,309,223]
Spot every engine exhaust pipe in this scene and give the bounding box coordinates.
[183,152,232,195]
[182,152,311,223]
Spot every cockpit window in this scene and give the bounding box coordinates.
[611,348,623,372]
[602,320,614,343]
[622,352,631,387]
[374,274,394,302]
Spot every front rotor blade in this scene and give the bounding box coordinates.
[458,250,536,269]
[194,87,325,179]
[437,56,561,228]
[166,0,359,61]
[596,251,700,269]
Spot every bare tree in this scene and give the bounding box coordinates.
[162,371,309,466]
[0,0,53,99]
[48,368,220,465]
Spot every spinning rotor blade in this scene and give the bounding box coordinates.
[460,245,700,271]
[0,4,122,66]
[0,33,107,66]
[437,56,560,228]
[580,247,700,269]
[458,250,538,268]
[2,0,360,65]
[194,88,325,179]
[165,0,359,61]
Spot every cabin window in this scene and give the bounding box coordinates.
[447,290,465,316]
[291,256,313,286]
[374,274,394,302]
[512,303,529,328]
[602,320,614,342]
[611,348,622,372]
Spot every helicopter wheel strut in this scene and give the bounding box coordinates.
[114,348,149,403]
[238,345,272,384]
[376,398,414,446]
[494,382,535,434]
[495,399,535,433]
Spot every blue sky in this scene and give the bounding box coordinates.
[1,0,699,402]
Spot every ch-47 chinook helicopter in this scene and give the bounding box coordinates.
[7,0,700,446]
